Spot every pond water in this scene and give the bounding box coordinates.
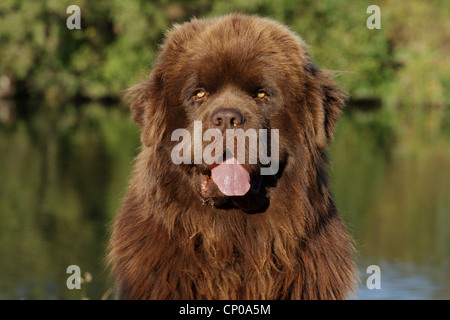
[0,102,449,300]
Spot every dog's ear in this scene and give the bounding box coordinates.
[308,66,347,150]
[126,68,166,147]
[127,79,151,126]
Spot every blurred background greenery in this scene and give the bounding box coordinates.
[0,0,448,299]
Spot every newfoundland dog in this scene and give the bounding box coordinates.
[109,14,356,299]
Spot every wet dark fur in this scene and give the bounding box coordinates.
[108,14,356,299]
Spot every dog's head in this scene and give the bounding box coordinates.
[128,14,346,212]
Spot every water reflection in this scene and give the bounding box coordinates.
[355,258,449,300]
[0,102,449,299]
[330,115,450,300]
[0,103,140,299]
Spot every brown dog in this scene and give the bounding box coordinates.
[109,14,356,299]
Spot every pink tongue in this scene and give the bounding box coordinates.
[211,157,251,196]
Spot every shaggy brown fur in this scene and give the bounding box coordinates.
[108,14,356,300]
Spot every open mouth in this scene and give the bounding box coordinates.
[211,157,250,196]
[200,157,263,200]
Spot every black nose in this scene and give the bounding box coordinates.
[210,108,245,130]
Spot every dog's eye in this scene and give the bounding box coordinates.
[255,90,267,100]
[194,90,206,100]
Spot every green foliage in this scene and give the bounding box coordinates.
[0,0,448,136]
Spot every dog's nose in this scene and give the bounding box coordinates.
[210,108,245,130]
